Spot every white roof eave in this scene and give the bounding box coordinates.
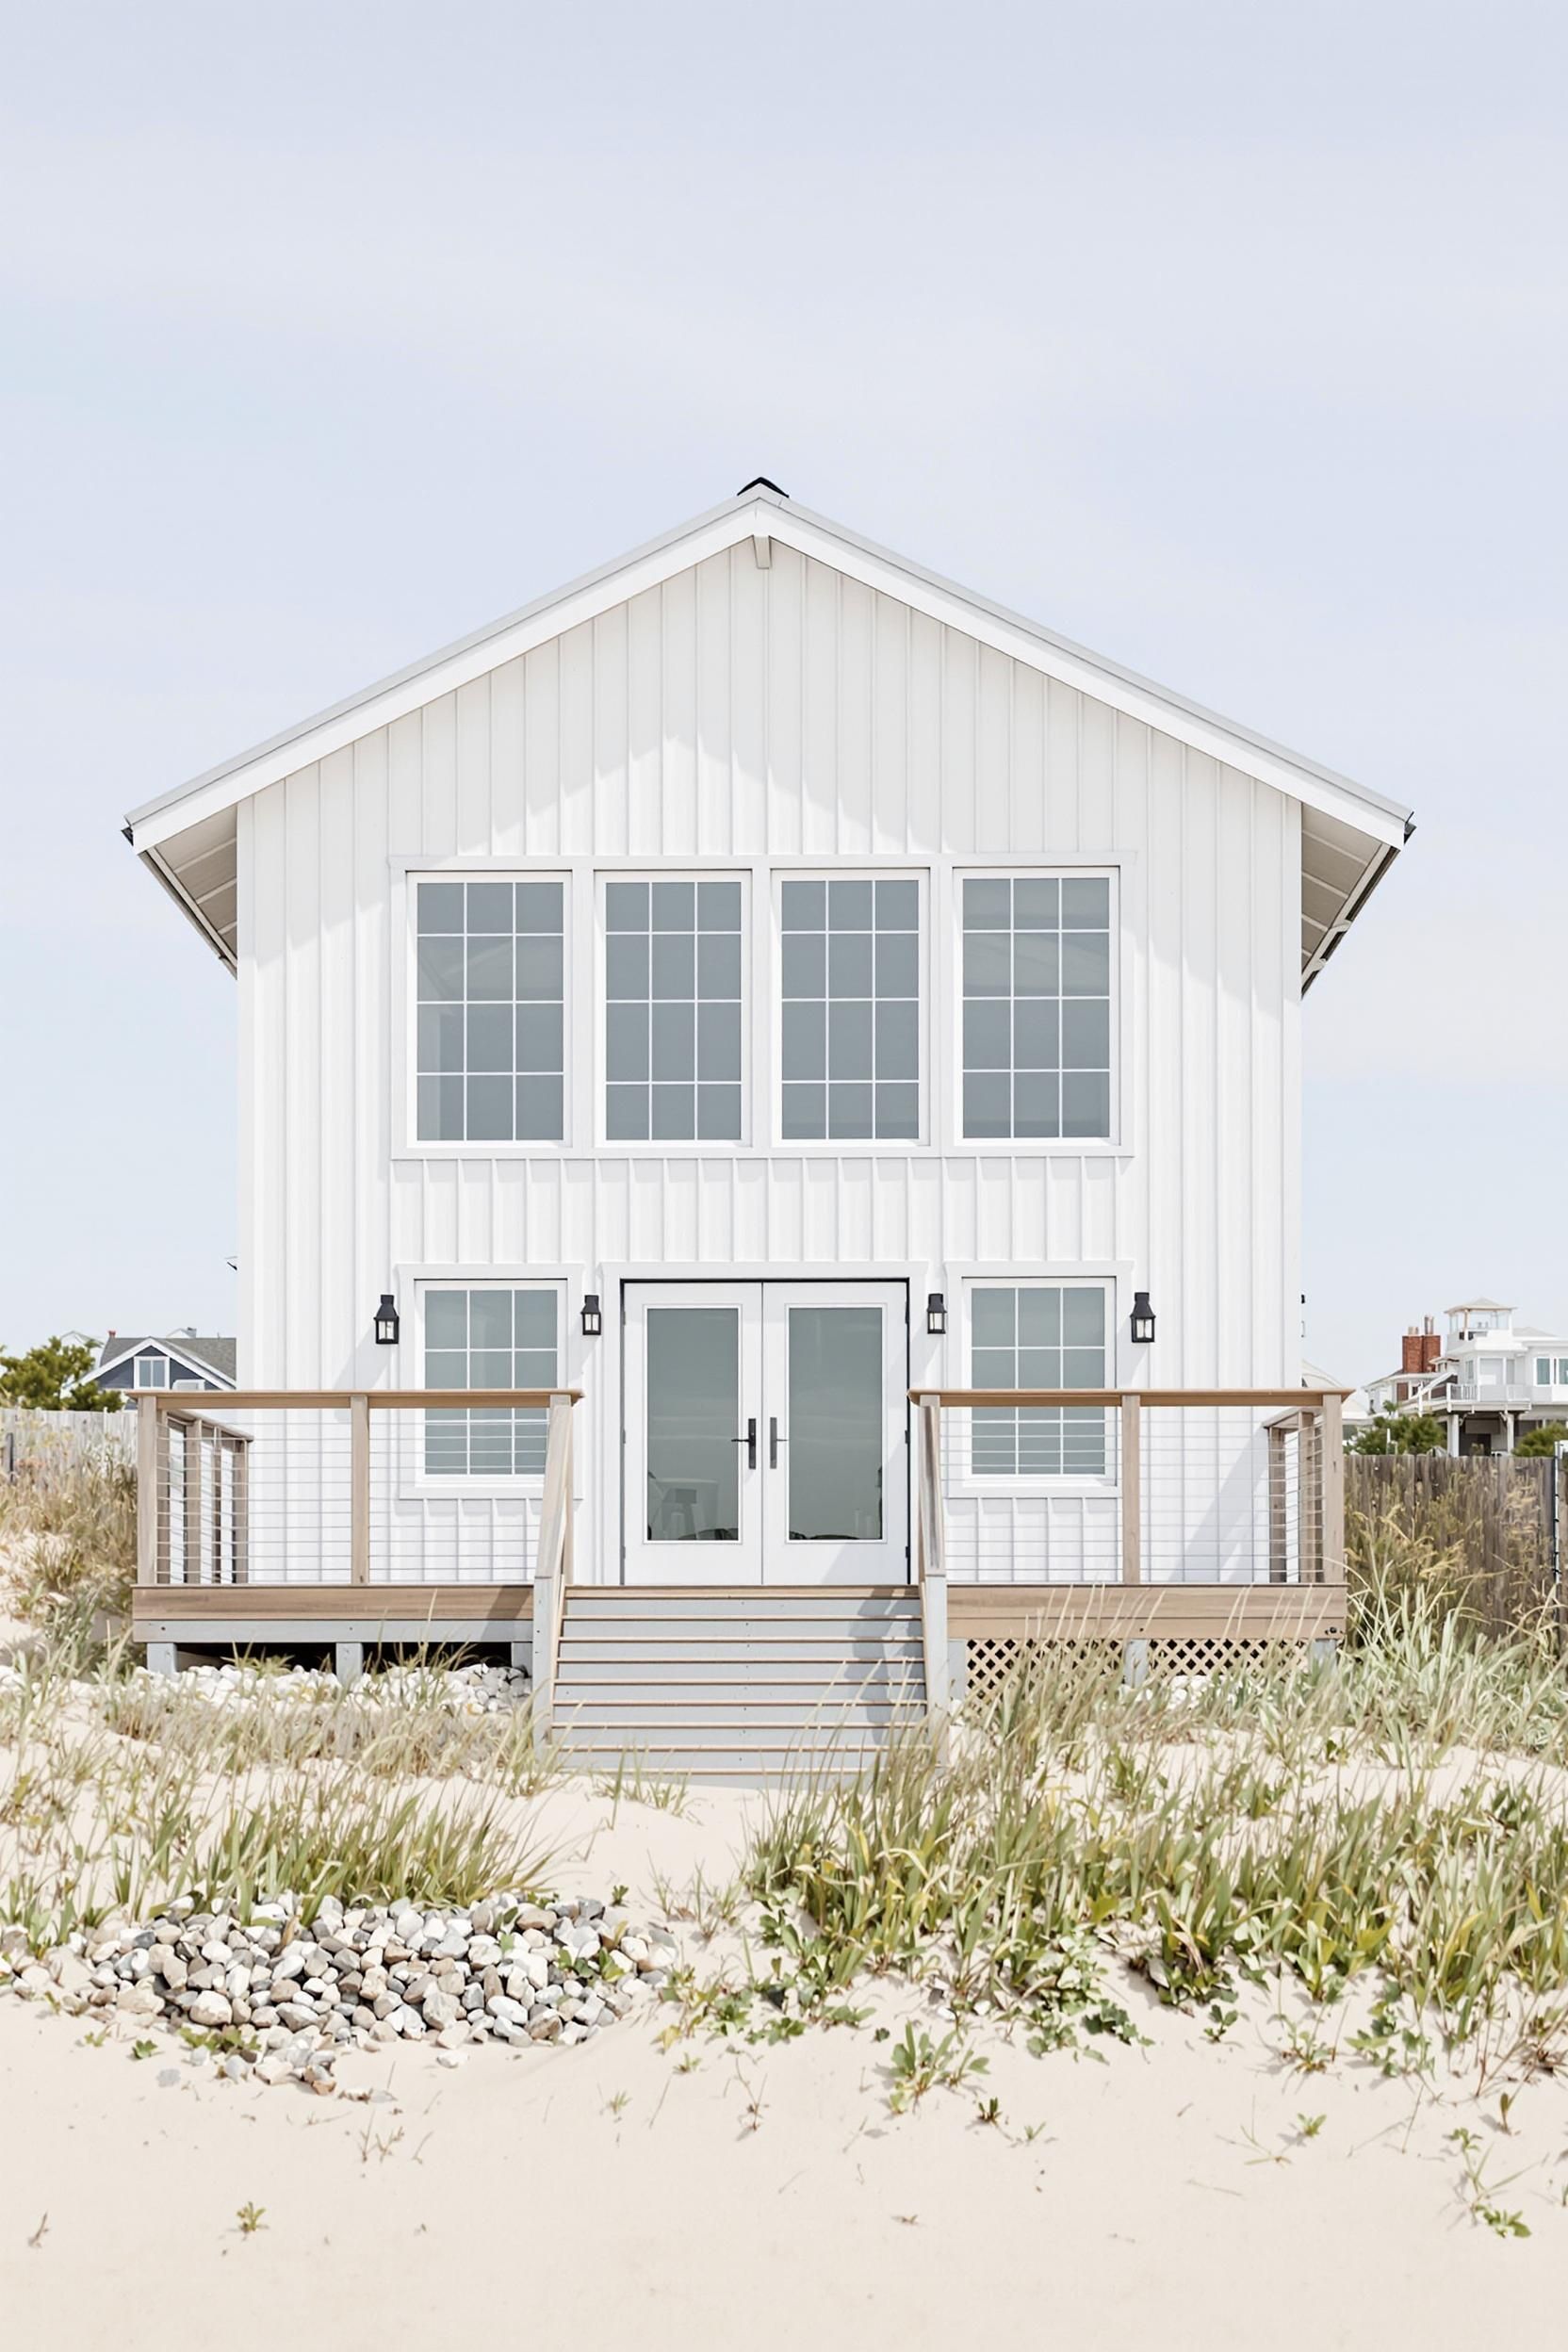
[126,489,1413,858]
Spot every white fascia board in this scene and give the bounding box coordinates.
[767,501,1412,849]
[126,494,777,853]
[127,482,1410,855]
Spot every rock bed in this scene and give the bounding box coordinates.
[3,1894,678,2088]
[134,1658,531,1714]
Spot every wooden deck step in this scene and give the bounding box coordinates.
[552,1586,927,1777]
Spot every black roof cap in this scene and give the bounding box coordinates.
[736,476,788,498]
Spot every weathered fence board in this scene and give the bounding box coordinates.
[1,1408,137,1484]
[1346,1453,1560,1638]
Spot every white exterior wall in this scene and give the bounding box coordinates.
[237,541,1301,1584]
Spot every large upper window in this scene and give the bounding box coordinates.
[960,874,1112,1141]
[605,878,743,1143]
[970,1282,1108,1477]
[416,879,565,1143]
[780,876,921,1141]
[422,1285,558,1477]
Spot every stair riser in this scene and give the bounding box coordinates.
[562,1656,921,1674]
[559,1640,923,1663]
[566,1598,918,1620]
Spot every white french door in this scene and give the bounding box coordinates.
[622,1282,908,1585]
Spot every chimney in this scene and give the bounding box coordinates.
[1420,1315,1442,1374]
[1400,1325,1423,1375]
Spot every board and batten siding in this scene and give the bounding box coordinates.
[237,539,1299,1582]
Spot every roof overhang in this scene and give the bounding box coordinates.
[127,486,1413,978]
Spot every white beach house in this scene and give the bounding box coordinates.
[122,482,1411,1765]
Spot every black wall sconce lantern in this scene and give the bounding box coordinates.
[374,1294,400,1347]
[926,1292,947,1336]
[580,1293,603,1338]
[1130,1291,1156,1347]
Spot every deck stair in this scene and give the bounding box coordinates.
[552,1588,927,1777]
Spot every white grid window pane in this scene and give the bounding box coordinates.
[971,1283,1107,1477]
[781,876,920,1141]
[416,881,564,1143]
[604,878,743,1142]
[961,876,1110,1141]
[422,1288,559,1476]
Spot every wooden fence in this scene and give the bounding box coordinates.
[1345,1453,1562,1639]
[0,1407,137,1484]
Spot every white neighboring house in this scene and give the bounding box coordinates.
[1364,1301,1568,1456]
[119,482,1410,1734]
[93,1331,237,1396]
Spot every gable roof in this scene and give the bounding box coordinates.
[126,482,1413,984]
[96,1333,237,1387]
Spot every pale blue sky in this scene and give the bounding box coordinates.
[2,1,1563,1382]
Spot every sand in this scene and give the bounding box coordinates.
[5,1772,1568,2347]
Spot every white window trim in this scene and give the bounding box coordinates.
[396,865,577,1159]
[388,853,1135,1165]
[946,863,1121,1153]
[953,1276,1119,1499]
[135,1354,169,1389]
[770,865,930,1152]
[400,1276,569,1500]
[594,867,753,1152]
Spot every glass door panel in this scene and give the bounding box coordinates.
[645,1306,742,1544]
[762,1283,907,1585]
[623,1283,763,1583]
[786,1307,884,1541]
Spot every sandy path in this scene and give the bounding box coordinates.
[5,1776,1568,2345]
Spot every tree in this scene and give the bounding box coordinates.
[1515,1422,1568,1458]
[1350,1407,1446,1456]
[0,1335,122,1413]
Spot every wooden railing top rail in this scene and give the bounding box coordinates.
[909,1387,1350,1410]
[131,1388,585,1412]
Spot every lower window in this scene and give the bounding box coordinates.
[421,1285,559,1477]
[969,1282,1108,1476]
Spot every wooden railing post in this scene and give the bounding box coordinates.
[917,1394,949,1720]
[1119,1395,1142,1583]
[350,1394,370,1586]
[137,1397,159,1586]
[181,1416,203,1589]
[532,1391,573,1742]
[1320,1392,1345,1584]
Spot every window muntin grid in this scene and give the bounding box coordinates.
[960,874,1112,1142]
[422,1286,559,1478]
[416,879,565,1144]
[780,875,921,1142]
[604,878,744,1143]
[970,1282,1108,1477]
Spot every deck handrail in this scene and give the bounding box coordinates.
[906,1387,1351,1410]
[911,1387,1347,1592]
[131,1388,585,1411]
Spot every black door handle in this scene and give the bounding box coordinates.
[732,1417,758,1468]
[769,1415,785,1469]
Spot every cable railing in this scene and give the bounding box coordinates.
[907,1388,1348,1685]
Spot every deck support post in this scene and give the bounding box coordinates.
[916,1395,949,1732]
[146,1642,177,1678]
[1119,1396,1141,1583]
[350,1394,370,1586]
[335,1640,364,1685]
[137,1397,159,1588]
[1320,1393,1345,1584]
[1122,1637,1150,1688]
[532,1392,574,1745]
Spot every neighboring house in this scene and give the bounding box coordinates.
[118,482,1410,1737]
[94,1331,237,1396]
[1364,1301,1568,1455]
